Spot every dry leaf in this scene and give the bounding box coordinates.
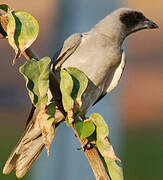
[100,137,121,162]
[37,110,55,156]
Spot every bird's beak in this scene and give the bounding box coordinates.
[144,19,159,29]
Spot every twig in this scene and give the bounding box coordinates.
[24,47,40,60]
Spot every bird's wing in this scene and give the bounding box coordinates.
[54,33,82,69]
[93,51,126,105]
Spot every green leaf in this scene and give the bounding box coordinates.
[90,113,115,157]
[13,11,39,53]
[104,158,123,180]
[90,113,109,139]
[66,67,88,106]
[60,67,88,122]
[60,69,74,112]
[74,119,95,139]
[19,57,51,108]
[90,113,111,157]
[1,6,39,63]
[90,113,123,180]
[46,102,56,117]
[0,4,10,12]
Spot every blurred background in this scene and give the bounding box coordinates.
[0,0,163,180]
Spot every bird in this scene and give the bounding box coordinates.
[3,8,158,178]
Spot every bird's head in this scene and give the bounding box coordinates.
[93,8,158,45]
[119,8,158,36]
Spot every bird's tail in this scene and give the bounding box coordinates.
[3,108,44,178]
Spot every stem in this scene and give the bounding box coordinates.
[24,47,40,60]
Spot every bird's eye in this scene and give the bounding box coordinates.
[135,12,145,20]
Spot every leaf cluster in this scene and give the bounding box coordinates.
[0,4,39,64]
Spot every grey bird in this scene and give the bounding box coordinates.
[3,8,158,178]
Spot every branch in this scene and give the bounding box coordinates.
[72,125,110,180]
[0,15,111,180]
